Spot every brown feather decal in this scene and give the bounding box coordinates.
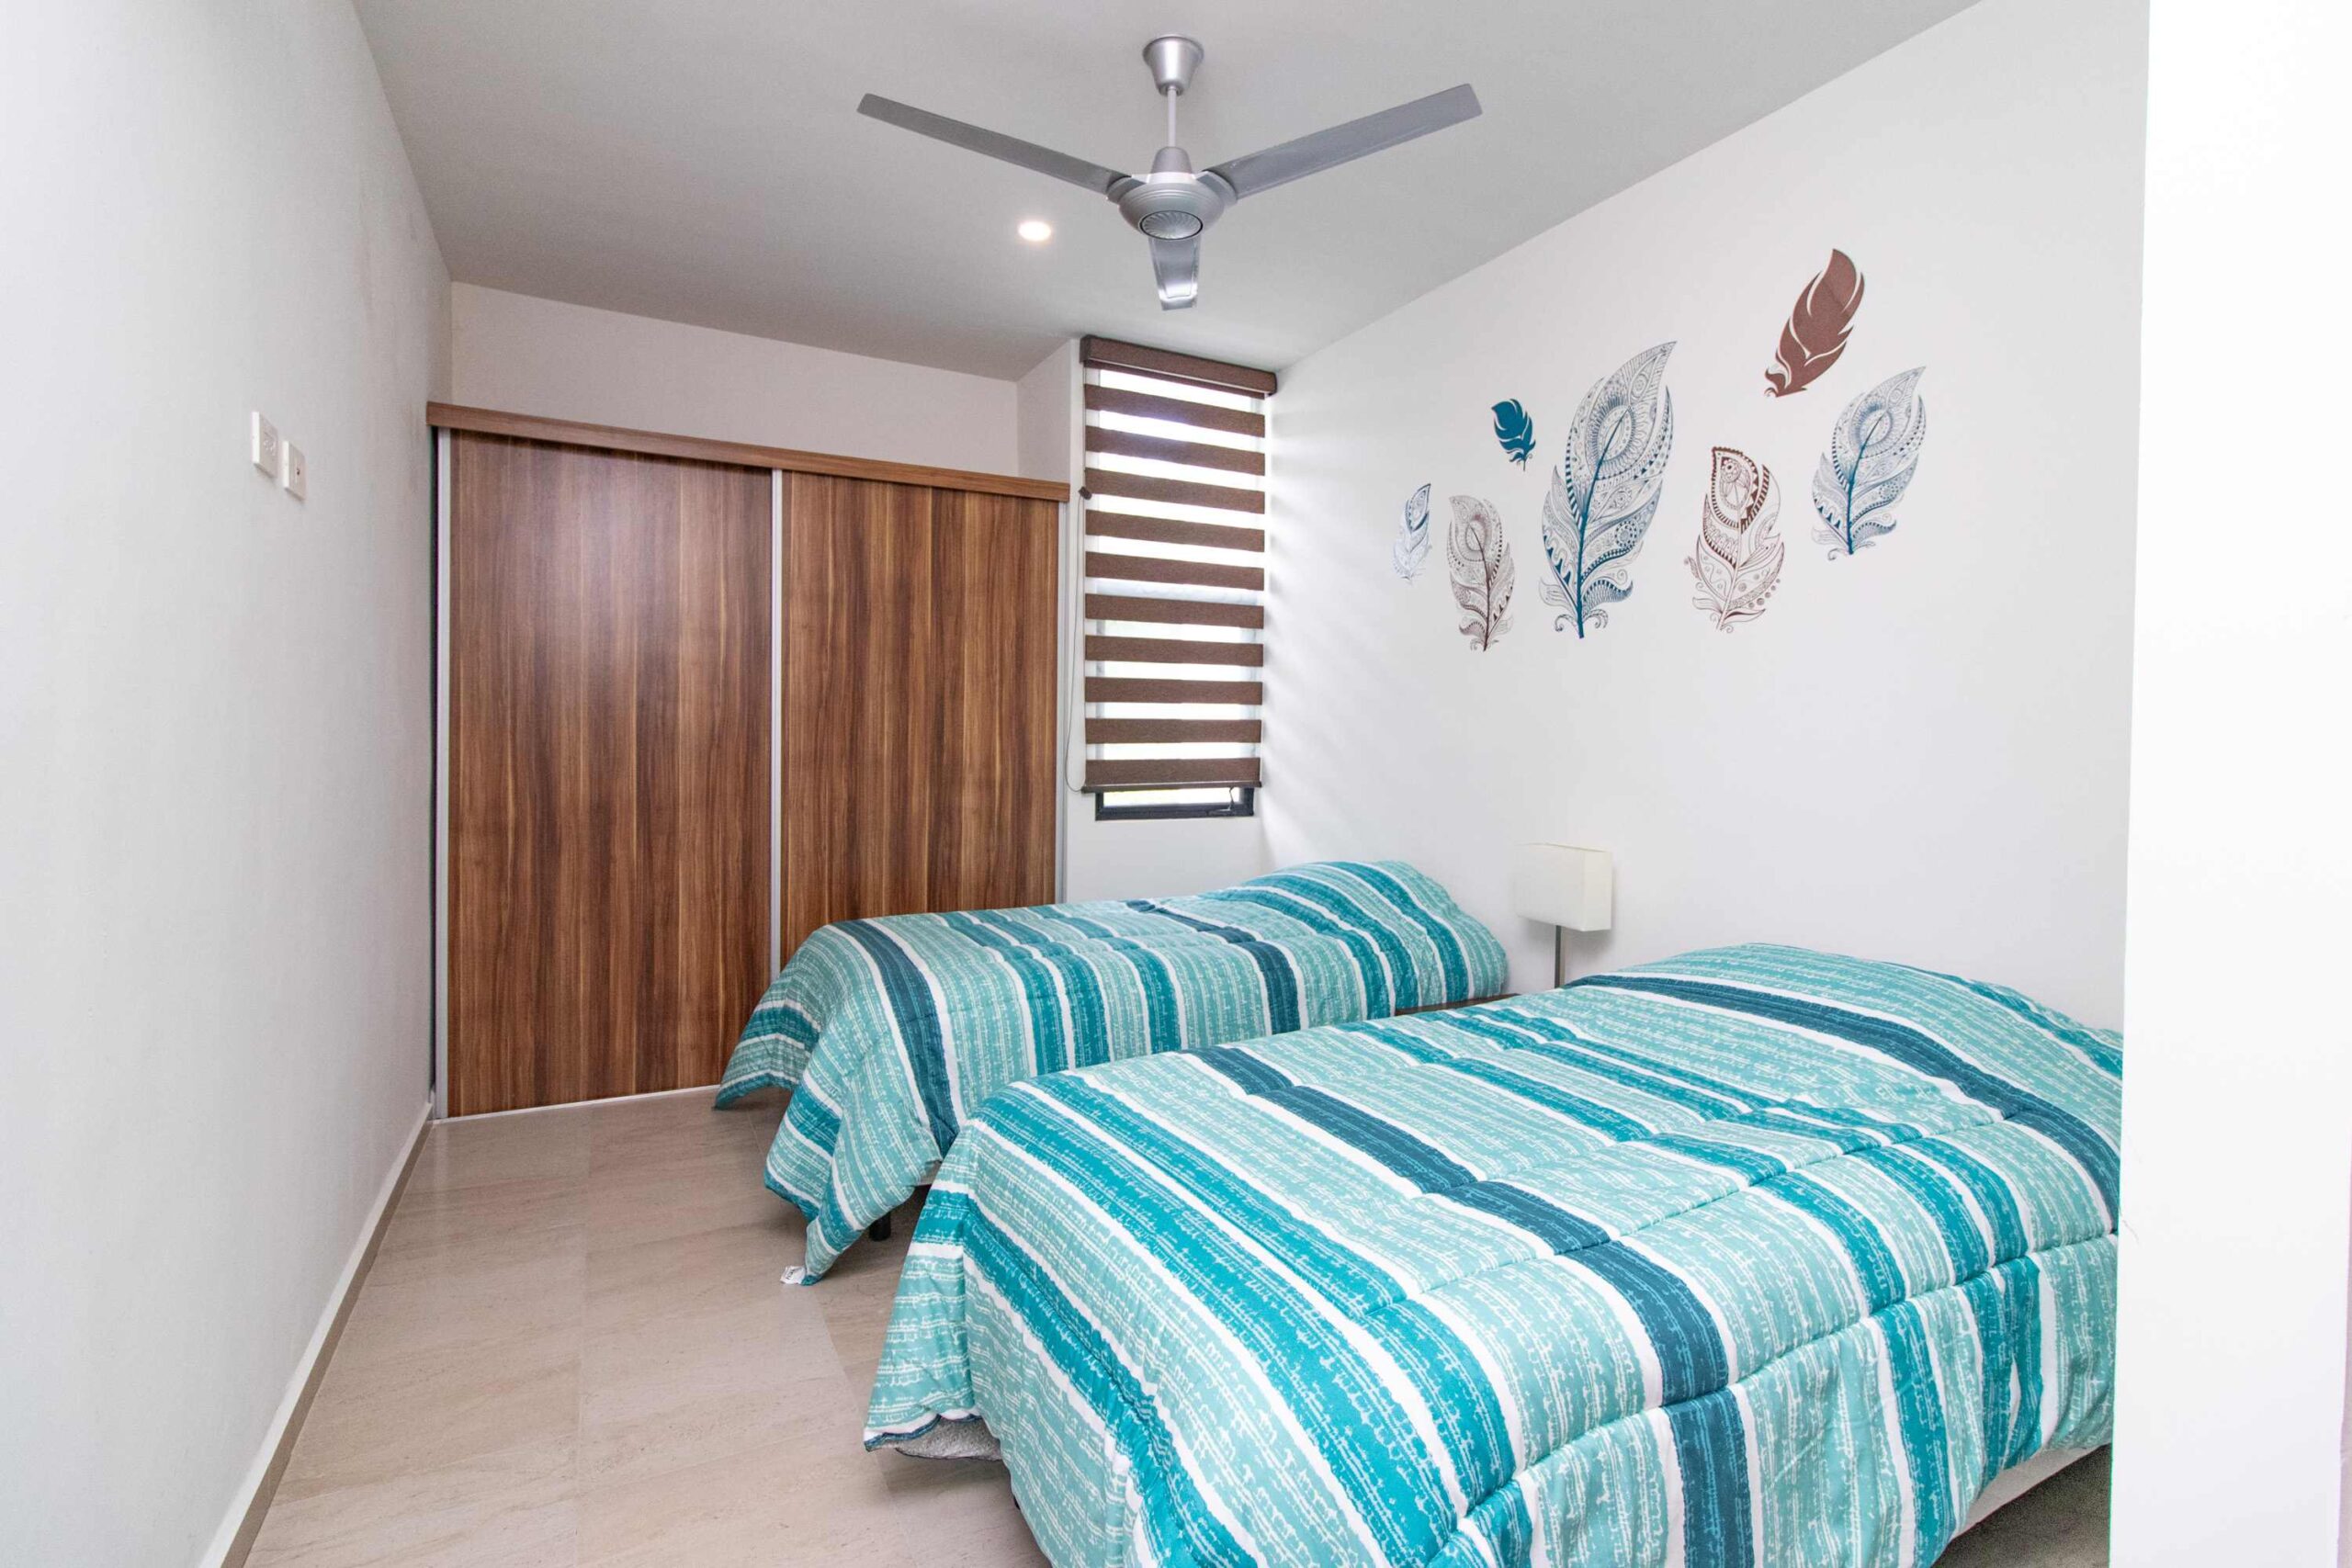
[1686,446,1784,631]
[1764,249,1865,398]
[1445,494,1515,651]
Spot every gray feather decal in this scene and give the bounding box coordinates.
[1393,483,1432,580]
[1540,343,1676,637]
[1812,367,1927,557]
[1445,493,1514,650]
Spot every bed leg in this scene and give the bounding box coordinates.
[867,1214,893,1243]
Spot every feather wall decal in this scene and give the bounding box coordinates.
[1392,483,1432,581]
[1812,367,1928,558]
[1765,249,1865,398]
[1490,400,1537,467]
[1539,342,1676,637]
[1686,446,1784,631]
[1445,493,1515,650]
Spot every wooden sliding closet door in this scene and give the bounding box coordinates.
[781,474,1056,956]
[928,489,1058,910]
[448,433,770,1115]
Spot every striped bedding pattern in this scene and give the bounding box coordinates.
[866,944,2120,1567]
[714,862,1507,1281]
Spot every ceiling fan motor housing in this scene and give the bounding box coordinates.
[1115,149,1232,243]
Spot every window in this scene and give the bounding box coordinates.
[1079,335,1275,819]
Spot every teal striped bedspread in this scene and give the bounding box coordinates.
[714,862,1508,1281]
[865,944,2120,1567]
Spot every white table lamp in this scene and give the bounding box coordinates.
[1510,843,1612,987]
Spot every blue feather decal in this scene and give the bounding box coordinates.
[1392,483,1432,581]
[1812,367,1927,557]
[1539,343,1676,637]
[1490,400,1536,467]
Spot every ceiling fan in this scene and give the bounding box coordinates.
[858,38,1481,310]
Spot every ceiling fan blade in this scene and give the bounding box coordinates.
[1149,235,1200,310]
[1206,83,1482,200]
[857,94,1132,196]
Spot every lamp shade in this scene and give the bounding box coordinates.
[1510,844,1612,931]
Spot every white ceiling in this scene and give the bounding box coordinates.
[356,0,1975,382]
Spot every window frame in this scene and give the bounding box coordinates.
[1092,785,1257,823]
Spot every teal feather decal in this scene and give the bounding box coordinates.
[1490,400,1536,467]
[1539,343,1676,637]
[1812,367,1927,557]
[1392,483,1432,580]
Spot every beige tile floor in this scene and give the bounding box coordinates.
[252,1089,2109,1567]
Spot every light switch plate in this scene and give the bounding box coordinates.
[281,443,308,501]
[251,412,281,478]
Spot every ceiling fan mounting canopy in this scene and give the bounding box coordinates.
[1141,35,1204,96]
[856,35,1480,310]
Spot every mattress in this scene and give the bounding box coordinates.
[865,943,2120,1566]
[715,861,1508,1280]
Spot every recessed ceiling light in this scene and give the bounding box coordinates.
[1016,220,1053,243]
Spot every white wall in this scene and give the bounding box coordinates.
[1261,0,2145,1022]
[1015,340,1080,488]
[451,283,1020,474]
[2110,4,2352,1562]
[0,3,447,1563]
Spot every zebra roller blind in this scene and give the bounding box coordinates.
[1080,335,1276,810]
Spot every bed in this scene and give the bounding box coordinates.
[715,861,1509,1281]
[865,942,2120,1567]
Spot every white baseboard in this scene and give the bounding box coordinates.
[444,1080,720,1122]
[200,1097,432,1568]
